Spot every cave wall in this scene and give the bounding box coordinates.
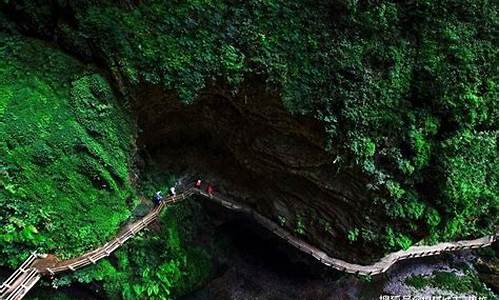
[133,80,385,263]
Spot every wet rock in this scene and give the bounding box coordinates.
[474,256,499,292]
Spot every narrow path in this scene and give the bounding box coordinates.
[0,186,497,300]
[0,254,41,300]
[197,190,498,275]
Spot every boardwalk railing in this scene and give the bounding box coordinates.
[36,191,195,276]
[0,186,497,299]
[200,191,498,275]
[0,253,41,300]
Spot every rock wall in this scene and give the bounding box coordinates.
[134,81,385,263]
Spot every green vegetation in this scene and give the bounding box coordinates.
[0,32,136,265]
[438,130,498,240]
[0,1,497,297]
[0,20,213,299]
[2,0,493,250]
[405,270,497,299]
[278,215,287,226]
[52,200,213,300]
[294,216,306,235]
[347,228,360,242]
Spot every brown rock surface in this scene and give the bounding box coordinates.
[133,80,386,263]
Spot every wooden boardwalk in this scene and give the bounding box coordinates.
[0,253,41,300]
[201,191,498,275]
[0,187,497,300]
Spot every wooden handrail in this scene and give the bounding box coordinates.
[0,186,497,300]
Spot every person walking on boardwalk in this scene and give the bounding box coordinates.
[170,186,176,196]
[206,184,214,196]
[195,179,202,189]
[153,191,163,205]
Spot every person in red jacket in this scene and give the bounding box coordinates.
[206,184,214,195]
[195,179,202,189]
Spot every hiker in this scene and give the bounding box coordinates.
[170,186,176,196]
[206,184,214,195]
[153,191,163,205]
[195,179,202,189]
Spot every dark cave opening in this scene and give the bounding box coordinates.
[214,216,324,279]
[182,199,345,300]
[135,86,260,193]
[133,83,385,265]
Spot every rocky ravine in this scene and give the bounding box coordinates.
[2,6,389,262]
[2,0,489,265]
[133,80,386,263]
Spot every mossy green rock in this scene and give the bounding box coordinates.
[0,33,136,265]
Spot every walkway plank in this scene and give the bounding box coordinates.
[0,186,497,300]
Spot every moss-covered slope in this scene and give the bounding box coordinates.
[0,31,136,265]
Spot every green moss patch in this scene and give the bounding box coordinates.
[0,33,136,264]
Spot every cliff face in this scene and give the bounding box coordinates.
[1,0,497,264]
[133,81,385,262]
[1,0,388,263]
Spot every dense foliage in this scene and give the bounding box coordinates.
[8,0,495,248]
[53,201,213,300]
[0,0,497,279]
[0,13,216,299]
[0,30,136,264]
